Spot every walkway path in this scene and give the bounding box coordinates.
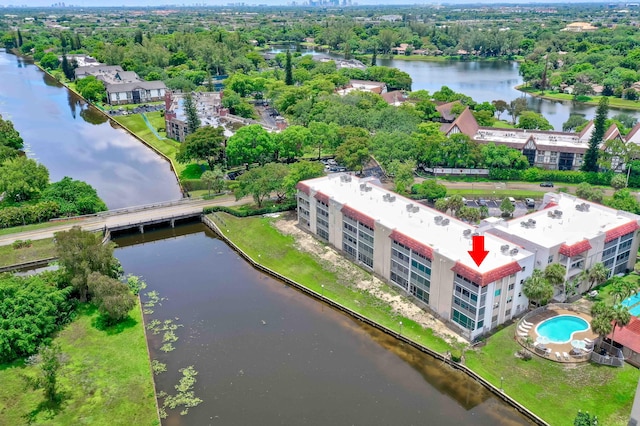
[0,195,246,247]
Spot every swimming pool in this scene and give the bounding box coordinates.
[630,304,640,317]
[536,315,590,343]
[622,293,640,308]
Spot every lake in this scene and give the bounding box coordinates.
[114,223,533,425]
[0,49,182,209]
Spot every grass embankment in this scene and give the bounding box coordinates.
[0,303,158,426]
[113,112,187,177]
[0,220,78,237]
[209,212,451,352]
[212,212,640,426]
[490,120,517,129]
[466,325,640,426]
[517,87,640,111]
[0,238,56,268]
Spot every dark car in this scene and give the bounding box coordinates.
[525,198,535,208]
[540,182,554,187]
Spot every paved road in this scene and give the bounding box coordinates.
[0,195,246,247]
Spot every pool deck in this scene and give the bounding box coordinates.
[516,306,597,363]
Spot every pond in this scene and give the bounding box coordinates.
[0,49,182,209]
[114,223,534,425]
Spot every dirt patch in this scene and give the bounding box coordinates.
[272,214,466,344]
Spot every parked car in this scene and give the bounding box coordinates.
[478,199,488,207]
[507,197,516,205]
[525,198,535,208]
[540,182,554,187]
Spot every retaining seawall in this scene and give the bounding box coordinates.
[201,214,549,426]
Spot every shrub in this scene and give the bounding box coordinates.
[12,239,32,249]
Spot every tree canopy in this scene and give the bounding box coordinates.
[177,126,226,171]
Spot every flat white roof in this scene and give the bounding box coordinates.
[496,193,638,248]
[303,175,532,274]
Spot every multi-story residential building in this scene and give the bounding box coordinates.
[297,174,534,340]
[485,192,640,299]
[296,175,640,340]
[440,107,629,171]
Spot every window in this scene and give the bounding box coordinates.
[505,309,511,317]
[548,255,553,264]
[495,289,501,297]
[508,283,515,291]
[507,296,513,303]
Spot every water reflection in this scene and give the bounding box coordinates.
[0,49,182,209]
[114,224,533,426]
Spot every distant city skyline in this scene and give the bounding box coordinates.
[0,0,620,7]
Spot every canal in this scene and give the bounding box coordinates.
[0,49,182,210]
[114,223,534,425]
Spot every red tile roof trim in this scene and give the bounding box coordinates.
[605,221,639,243]
[558,239,592,257]
[608,317,640,354]
[314,191,330,204]
[341,205,375,228]
[296,182,310,195]
[451,261,522,287]
[389,230,433,259]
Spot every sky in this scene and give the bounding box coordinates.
[0,0,616,6]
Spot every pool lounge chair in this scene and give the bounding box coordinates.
[545,348,552,357]
[584,337,593,344]
[555,352,561,360]
[522,319,533,326]
[518,332,528,338]
[563,352,570,361]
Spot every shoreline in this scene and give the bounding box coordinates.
[515,84,640,112]
[203,213,549,426]
[33,61,186,196]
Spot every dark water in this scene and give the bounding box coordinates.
[0,49,182,209]
[114,224,533,426]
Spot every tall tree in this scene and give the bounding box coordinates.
[61,54,74,80]
[183,93,201,134]
[544,263,567,298]
[87,272,136,325]
[371,49,377,66]
[200,168,225,196]
[232,162,288,207]
[582,97,609,172]
[16,29,22,47]
[176,126,226,171]
[584,262,608,291]
[0,157,49,202]
[55,227,120,302]
[134,29,143,45]
[24,344,64,405]
[522,269,554,306]
[226,124,276,168]
[285,50,293,86]
[610,304,631,349]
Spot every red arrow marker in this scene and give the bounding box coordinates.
[468,235,489,267]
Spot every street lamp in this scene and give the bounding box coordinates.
[399,321,403,335]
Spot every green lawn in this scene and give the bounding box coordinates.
[0,238,56,268]
[490,120,517,129]
[517,88,640,111]
[466,325,640,426]
[0,303,158,426]
[209,212,451,352]
[113,113,189,177]
[0,220,77,237]
[212,212,640,426]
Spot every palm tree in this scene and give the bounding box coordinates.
[610,304,632,351]
[591,315,613,352]
[522,269,554,306]
[609,278,627,304]
[585,263,608,291]
[544,263,566,299]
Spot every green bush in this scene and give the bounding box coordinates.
[0,201,61,228]
[488,168,614,186]
[204,201,296,217]
[0,272,75,362]
[12,239,32,249]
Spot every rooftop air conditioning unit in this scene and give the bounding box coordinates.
[434,216,443,224]
[406,203,414,211]
[501,244,510,253]
[583,203,590,211]
[510,248,519,256]
[389,195,396,202]
[463,229,472,237]
[441,218,450,226]
[554,210,563,217]
[365,186,373,192]
[411,206,419,213]
[471,232,480,237]
[576,204,584,212]
[548,211,555,218]
[360,183,368,191]
[520,221,527,227]
[383,194,390,202]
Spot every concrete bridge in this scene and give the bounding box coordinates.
[0,196,246,247]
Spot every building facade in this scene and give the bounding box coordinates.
[296,175,640,339]
[297,174,534,340]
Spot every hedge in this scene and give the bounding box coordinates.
[0,201,61,229]
[488,168,615,186]
[204,201,296,217]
